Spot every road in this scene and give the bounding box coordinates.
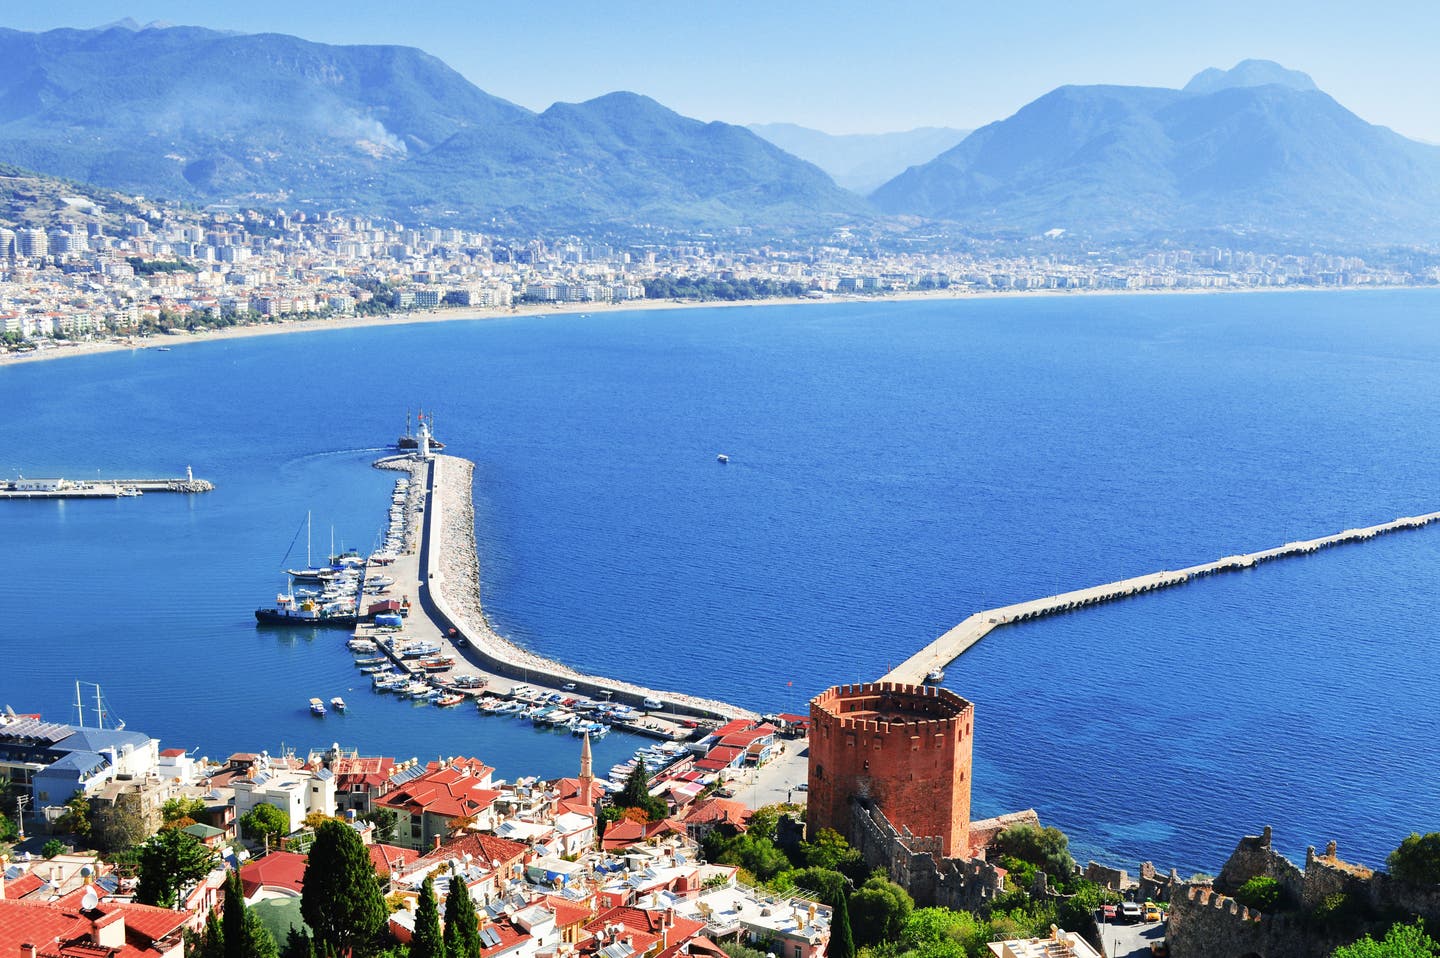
[1100,918,1166,957]
[731,739,810,810]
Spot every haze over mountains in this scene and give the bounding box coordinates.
[0,19,1436,249]
[747,124,970,193]
[871,60,1440,245]
[0,22,859,232]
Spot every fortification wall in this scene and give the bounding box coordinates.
[848,797,1005,912]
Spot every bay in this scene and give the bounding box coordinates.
[2,288,1438,875]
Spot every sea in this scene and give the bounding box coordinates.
[2,289,1438,877]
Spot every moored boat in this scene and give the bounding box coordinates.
[330,696,347,712]
[309,697,326,716]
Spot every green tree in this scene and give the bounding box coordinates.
[899,907,984,952]
[301,820,387,957]
[411,876,446,958]
[0,811,17,842]
[197,911,226,958]
[1234,875,1284,912]
[802,827,864,877]
[707,832,791,883]
[281,927,315,958]
[829,887,856,958]
[443,868,481,958]
[360,808,398,844]
[849,874,914,947]
[164,796,208,823]
[993,823,1075,880]
[616,761,668,823]
[221,869,280,958]
[1332,920,1440,957]
[42,838,67,858]
[782,866,849,904]
[135,828,216,908]
[241,803,291,849]
[1389,834,1440,887]
[94,799,153,853]
[59,792,91,839]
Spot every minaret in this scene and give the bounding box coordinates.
[579,730,594,796]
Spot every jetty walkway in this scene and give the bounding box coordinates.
[0,469,213,499]
[883,510,1440,685]
[369,452,758,724]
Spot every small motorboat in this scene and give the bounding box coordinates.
[309,697,326,716]
[716,454,729,463]
[330,696,347,712]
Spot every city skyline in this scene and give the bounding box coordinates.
[4,0,1440,143]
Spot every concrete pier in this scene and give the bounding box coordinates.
[883,510,1440,685]
[0,472,213,499]
[365,452,757,724]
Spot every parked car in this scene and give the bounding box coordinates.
[1101,905,1117,922]
[1119,902,1143,923]
[1145,905,1163,922]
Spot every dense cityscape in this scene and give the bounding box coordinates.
[1,199,1434,349]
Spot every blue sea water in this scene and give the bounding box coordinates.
[2,289,1439,876]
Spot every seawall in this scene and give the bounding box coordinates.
[396,452,757,722]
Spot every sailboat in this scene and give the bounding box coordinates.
[397,410,446,451]
[285,512,333,582]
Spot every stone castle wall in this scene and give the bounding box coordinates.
[847,797,1006,912]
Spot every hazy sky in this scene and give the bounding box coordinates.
[6,1,1439,141]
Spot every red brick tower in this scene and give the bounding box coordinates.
[808,681,974,856]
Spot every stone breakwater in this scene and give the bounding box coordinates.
[391,452,756,722]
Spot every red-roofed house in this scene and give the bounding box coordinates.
[581,905,705,958]
[376,759,501,850]
[680,798,752,841]
[238,851,308,899]
[367,843,413,882]
[544,895,595,945]
[328,755,398,814]
[0,897,189,958]
[599,818,686,852]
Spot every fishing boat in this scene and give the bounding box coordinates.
[256,593,358,628]
[309,697,326,716]
[925,665,945,683]
[716,454,729,463]
[330,697,347,712]
[435,693,465,708]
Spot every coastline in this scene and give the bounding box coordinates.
[0,282,1417,370]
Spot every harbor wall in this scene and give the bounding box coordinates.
[413,454,755,722]
[885,511,1440,684]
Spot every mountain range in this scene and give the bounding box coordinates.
[870,61,1440,245]
[747,124,970,193]
[0,23,861,232]
[0,22,1437,249]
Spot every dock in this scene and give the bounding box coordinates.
[883,510,1440,685]
[0,468,213,499]
[360,451,757,727]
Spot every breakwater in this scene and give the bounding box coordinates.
[884,510,1440,685]
[0,470,213,499]
[377,452,757,722]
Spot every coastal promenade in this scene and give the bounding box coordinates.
[371,452,758,723]
[884,510,1440,685]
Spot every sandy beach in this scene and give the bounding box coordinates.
[0,282,1369,370]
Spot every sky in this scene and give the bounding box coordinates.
[5,1,1440,142]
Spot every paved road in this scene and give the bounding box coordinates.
[731,740,810,810]
[1100,919,1166,957]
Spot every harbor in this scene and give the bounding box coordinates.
[884,509,1440,685]
[258,420,756,749]
[0,467,213,499]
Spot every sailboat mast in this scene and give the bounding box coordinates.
[307,511,312,569]
[74,680,84,728]
[95,684,106,730]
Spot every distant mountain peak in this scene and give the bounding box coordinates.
[1184,59,1318,95]
[97,17,142,31]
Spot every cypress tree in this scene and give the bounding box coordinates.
[411,876,446,958]
[199,910,226,958]
[442,868,481,958]
[223,871,246,958]
[828,888,856,958]
[301,820,387,956]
